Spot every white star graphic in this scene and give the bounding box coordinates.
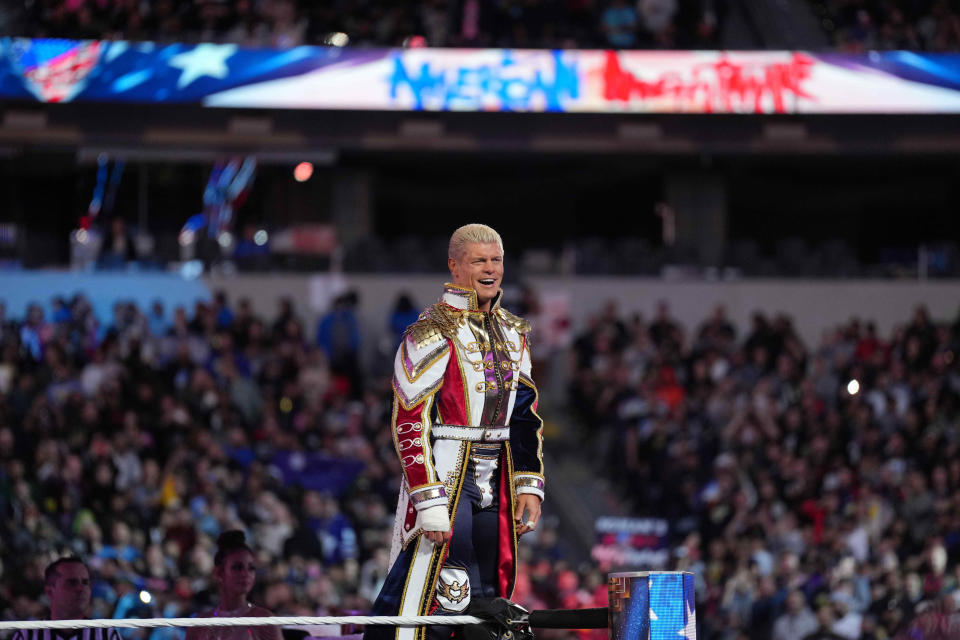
[168,44,237,89]
[678,600,697,640]
[650,608,658,621]
[104,41,128,63]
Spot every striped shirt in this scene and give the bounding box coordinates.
[12,629,122,640]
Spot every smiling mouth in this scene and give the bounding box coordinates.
[478,278,496,286]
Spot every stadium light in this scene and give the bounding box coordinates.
[294,162,313,182]
[325,32,349,47]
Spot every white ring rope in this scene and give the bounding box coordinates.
[0,616,485,631]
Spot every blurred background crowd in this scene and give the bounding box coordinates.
[1,0,959,51]
[569,299,960,639]
[0,289,597,636]
[1,286,959,640]
[1,0,723,50]
[808,0,960,52]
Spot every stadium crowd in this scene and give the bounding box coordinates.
[0,290,593,638]
[570,300,960,639]
[0,287,959,640]
[4,0,720,50]
[811,0,960,51]
[7,0,960,51]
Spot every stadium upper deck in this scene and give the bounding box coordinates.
[3,0,958,52]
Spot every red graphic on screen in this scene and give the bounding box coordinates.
[601,51,817,113]
[22,41,101,103]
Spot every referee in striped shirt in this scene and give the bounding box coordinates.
[12,557,121,640]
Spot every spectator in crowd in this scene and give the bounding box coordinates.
[773,590,818,640]
[602,0,639,48]
[387,293,419,348]
[185,530,282,640]
[99,218,138,269]
[316,291,362,396]
[802,605,847,640]
[300,491,358,568]
[234,225,270,270]
[148,301,169,338]
[638,0,678,46]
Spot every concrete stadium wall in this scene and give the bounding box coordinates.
[0,271,211,324]
[205,273,960,350]
[2,269,955,355]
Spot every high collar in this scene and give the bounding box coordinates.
[441,282,501,312]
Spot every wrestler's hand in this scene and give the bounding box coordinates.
[424,530,452,544]
[420,504,452,545]
[514,493,541,537]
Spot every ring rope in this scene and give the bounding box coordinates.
[0,616,484,631]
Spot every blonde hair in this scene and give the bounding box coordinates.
[448,224,504,260]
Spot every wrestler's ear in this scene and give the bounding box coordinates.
[448,256,458,278]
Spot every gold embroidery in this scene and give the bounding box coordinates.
[444,470,459,492]
[424,303,463,340]
[495,307,531,335]
[442,283,479,310]
[406,321,444,350]
[473,380,518,393]
[437,579,469,604]
[417,442,470,623]
[515,372,545,476]
[401,341,449,383]
[518,371,536,390]
[466,341,491,353]
[442,442,467,495]
[403,303,464,350]
[393,376,443,411]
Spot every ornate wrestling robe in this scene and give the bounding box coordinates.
[367,283,545,640]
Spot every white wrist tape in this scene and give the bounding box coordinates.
[419,504,450,532]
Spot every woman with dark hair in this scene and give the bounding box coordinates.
[185,531,283,640]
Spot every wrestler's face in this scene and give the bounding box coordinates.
[449,242,503,311]
[216,550,257,598]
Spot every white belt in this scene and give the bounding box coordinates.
[432,424,510,442]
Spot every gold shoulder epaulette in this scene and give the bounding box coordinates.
[405,304,463,349]
[406,318,444,350]
[424,303,463,339]
[496,307,531,334]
